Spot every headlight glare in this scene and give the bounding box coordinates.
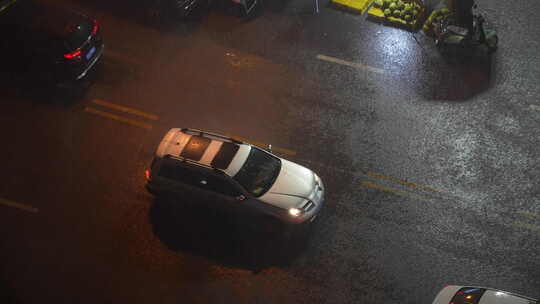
[289,208,302,217]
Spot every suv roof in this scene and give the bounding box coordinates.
[155,128,251,176]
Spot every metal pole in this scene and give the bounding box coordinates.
[315,0,319,13]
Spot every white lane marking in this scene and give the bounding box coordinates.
[316,54,385,74]
[529,104,540,112]
[0,197,39,213]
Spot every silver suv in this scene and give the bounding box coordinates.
[145,128,324,228]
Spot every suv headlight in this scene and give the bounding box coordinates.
[289,208,302,217]
[289,198,316,217]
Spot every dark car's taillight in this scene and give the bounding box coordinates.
[91,19,99,35]
[64,49,81,60]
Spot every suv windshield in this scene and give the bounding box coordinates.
[64,18,92,50]
[233,146,281,197]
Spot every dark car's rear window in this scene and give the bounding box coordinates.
[64,19,91,50]
[450,287,487,304]
[1,0,91,50]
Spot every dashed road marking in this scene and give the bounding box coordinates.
[360,180,429,201]
[512,212,540,233]
[212,265,255,276]
[316,54,385,74]
[230,135,296,156]
[0,197,38,213]
[367,171,440,193]
[84,107,153,129]
[518,211,540,220]
[91,99,159,120]
[225,52,263,68]
[513,220,540,232]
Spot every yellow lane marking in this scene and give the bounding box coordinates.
[230,136,297,156]
[0,197,39,213]
[212,265,254,276]
[518,211,540,220]
[316,54,385,74]
[225,52,263,68]
[513,221,540,232]
[84,107,153,129]
[360,180,428,201]
[91,99,159,121]
[367,171,440,193]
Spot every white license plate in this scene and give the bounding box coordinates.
[86,46,96,60]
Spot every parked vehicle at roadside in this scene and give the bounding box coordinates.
[0,0,104,90]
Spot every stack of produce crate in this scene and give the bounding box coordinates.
[367,0,426,31]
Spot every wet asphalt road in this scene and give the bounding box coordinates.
[0,0,539,303]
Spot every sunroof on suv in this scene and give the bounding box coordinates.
[180,135,211,161]
[450,287,487,304]
[211,142,239,169]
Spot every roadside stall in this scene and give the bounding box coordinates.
[329,0,427,31]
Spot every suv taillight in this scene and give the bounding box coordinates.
[64,49,81,59]
[91,19,99,35]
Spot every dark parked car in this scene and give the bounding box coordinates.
[146,0,257,21]
[0,0,104,89]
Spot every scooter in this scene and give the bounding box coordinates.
[433,7,498,59]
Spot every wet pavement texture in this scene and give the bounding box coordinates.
[0,0,539,303]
